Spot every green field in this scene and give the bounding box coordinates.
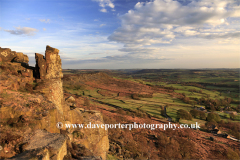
[63,69,240,130]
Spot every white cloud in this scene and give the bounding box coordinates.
[109,0,240,48]
[100,24,106,27]
[92,0,115,13]
[94,19,99,21]
[43,28,46,31]
[39,19,50,23]
[100,8,107,13]
[105,0,240,68]
[4,26,38,36]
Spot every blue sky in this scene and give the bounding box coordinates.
[0,0,239,69]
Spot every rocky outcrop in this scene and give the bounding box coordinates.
[0,48,15,62]
[34,46,64,113]
[0,47,33,91]
[35,46,63,80]
[12,52,29,65]
[0,45,109,160]
[9,130,68,160]
[33,45,109,159]
[62,109,109,160]
[0,47,29,65]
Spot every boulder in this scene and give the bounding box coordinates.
[0,48,15,62]
[65,96,75,103]
[10,129,68,160]
[9,148,50,160]
[0,48,29,64]
[12,52,29,64]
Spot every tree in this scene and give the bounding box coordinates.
[207,112,221,122]
[190,109,199,118]
[199,111,206,120]
[229,113,235,120]
[160,106,165,117]
[177,109,192,121]
[183,97,190,103]
[210,106,216,111]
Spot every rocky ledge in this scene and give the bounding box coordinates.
[0,46,109,160]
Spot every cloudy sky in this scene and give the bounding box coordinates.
[0,0,239,69]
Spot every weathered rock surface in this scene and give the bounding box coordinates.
[0,48,15,62]
[62,109,109,160]
[35,45,63,80]
[34,45,65,113]
[12,52,29,64]
[9,129,67,160]
[65,96,76,110]
[0,47,29,65]
[35,79,65,113]
[65,96,75,103]
[0,45,109,160]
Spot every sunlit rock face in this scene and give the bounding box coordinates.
[34,45,109,159]
[0,47,29,65]
[0,45,109,160]
[35,45,64,113]
[35,45,63,80]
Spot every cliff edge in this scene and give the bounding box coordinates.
[0,46,109,160]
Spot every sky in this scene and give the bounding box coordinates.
[0,0,239,69]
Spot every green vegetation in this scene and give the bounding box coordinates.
[60,69,240,160]
[177,109,192,121]
[63,69,240,142]
[207,112,221,122]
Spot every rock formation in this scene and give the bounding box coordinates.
[0,45,109,160]
[35,46,63,80]
[33,46,109,159]
[10,130,68,160]
[35,45,64,113]
[0,48,33,92]
[0,47,29,65]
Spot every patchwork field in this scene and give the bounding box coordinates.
[61,69,240,159]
